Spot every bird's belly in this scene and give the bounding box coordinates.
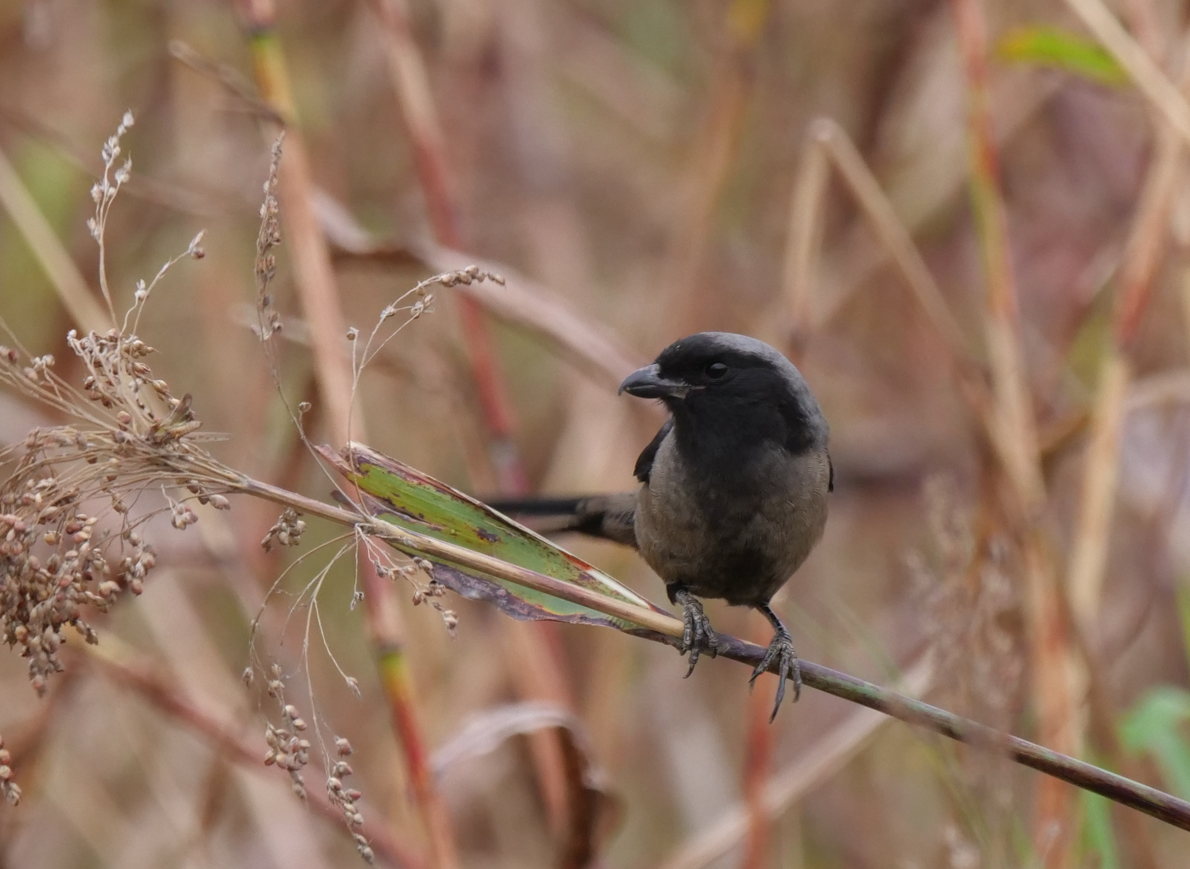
[635,446,829,606]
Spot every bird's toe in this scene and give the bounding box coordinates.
[750,631,802,721]
[674,590,718,677]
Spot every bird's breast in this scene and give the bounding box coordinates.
[634,437,830,605]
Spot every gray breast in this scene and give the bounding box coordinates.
[635,437,830,605]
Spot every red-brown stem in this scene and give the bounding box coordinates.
[366,0,526,493]
[365,0,584,840]
[740,622,776,869]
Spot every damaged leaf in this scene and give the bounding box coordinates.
[318,443,668,633]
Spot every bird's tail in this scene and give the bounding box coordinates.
[483,493,638,548]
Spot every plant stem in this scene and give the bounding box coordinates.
[231,470,1190,834]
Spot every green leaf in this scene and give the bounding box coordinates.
[1119,686,1190,799]
[319,443,667,632]
[998,26,1128,87]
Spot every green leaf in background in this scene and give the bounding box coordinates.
[1119,686,1190,799]
[1177,581,1190,677]
[998,26,1128,87]
[1080,779,1121,869]
[318,443,668,632]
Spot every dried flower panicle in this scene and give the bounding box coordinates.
[87,111,135,245]
[2,115,230,696]
[0,336,234,694]
[376,265,502,325]
[908,476,1023,862]
[908,476,1022,724]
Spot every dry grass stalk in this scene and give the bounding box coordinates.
[365,0,526,495]
[949,1,1081,861]
[0,144,110,333]
[1064,0,1190,146]
[664,0,769,334]
[1067,30,1190,639]
[233,31,460,859]
[779,117,970,357]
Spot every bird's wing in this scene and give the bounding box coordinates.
[633,418,674,484]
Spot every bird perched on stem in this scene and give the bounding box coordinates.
[491,332,832,720]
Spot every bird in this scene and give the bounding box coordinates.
[491,332,832,720]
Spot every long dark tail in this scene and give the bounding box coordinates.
[484,493,639,549]
[484,497,588,516]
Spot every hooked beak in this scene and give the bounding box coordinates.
[618,363,689,399]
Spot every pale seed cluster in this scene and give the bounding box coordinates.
[262,670,312,800]
[86,111,135,245]
[376,264,503,326]
[254,134,284,341]
[261,667,372,863]
[260,508,306,552]
[1,496,112,694]
[0,735,19,806]
[369,549,457,636]
[326,738,373,864]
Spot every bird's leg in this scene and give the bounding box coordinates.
[669,586,718,677]
[749,602,802,721]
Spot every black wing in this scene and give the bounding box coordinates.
[633,419,673,484]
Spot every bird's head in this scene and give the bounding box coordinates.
[619,332,828,452]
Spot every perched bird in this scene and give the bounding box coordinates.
[492,332,832,720]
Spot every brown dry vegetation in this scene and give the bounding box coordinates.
[2,1,1190,868]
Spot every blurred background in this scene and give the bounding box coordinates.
[3,0,1190,867]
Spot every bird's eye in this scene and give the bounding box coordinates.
[705,361,728,380]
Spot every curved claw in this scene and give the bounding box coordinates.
[673,589,718,677]
[749,630,802,721]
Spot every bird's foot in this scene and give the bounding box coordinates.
[749,629,802,721]
[673,589,718,677]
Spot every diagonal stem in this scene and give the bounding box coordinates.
[228,471,1190,834]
